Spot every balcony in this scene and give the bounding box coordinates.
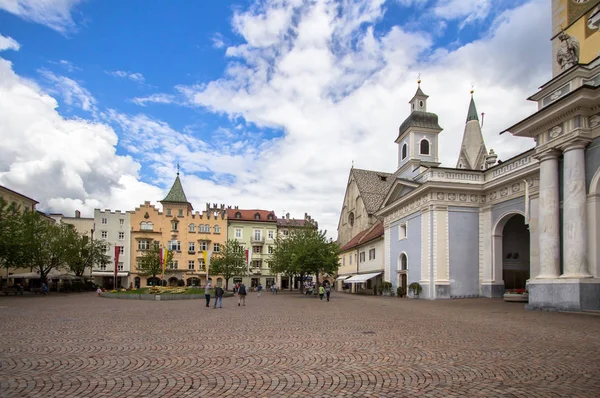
[251,236,265,244]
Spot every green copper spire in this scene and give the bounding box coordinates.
[162,175,189,203]
[466,93,479,123]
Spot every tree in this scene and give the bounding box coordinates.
[64,232,110,277]
[268,227,340,292]
[136,245,173,283]
[20,211,74,282]
[209,239,247,290]
[0,198,23,284]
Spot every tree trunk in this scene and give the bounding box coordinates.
[225,278,229,291]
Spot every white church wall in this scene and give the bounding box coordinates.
[388,211,422,294]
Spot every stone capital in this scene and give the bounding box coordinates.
[534,148,560,162]
[559,139,591,154]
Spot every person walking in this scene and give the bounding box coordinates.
[204,282,212,308]
[257,283,263,297]
[238,282,247,306]
[213,285,224,309]
[325,284,331,302]
[318,285,325,300]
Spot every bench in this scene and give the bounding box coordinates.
[2,287,24,296]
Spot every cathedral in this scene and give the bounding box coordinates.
[337,0,600,311]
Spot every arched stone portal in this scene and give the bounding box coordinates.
[588,168,600,278]
[492,213,530,293]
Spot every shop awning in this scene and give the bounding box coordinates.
[91,271,130,277]
[344,272,382,283]
[336,275,351,281]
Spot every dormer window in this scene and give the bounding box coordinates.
[379,175,387,182]
[235,212,242,219]
[254,213,261,220]
[267,214,274,220]
[419,139,430,155]
[401,143,408,160]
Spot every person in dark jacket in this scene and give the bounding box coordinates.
[238,283,247,306]
[213,286,224,309]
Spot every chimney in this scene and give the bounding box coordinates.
[75,210,81,218]
[286,213,290,220]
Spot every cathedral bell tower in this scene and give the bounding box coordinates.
[395,79,443,179]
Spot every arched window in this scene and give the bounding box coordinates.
[401,143,408,160]
[254,212,261,220]
[419,139,430,155]
[235,212,242,219]
[348,212,355,226]
[140,221,153,231]
[188,223,195,232]
[214,225,221,234]
[267,214,274,220]
[400,253,408,270]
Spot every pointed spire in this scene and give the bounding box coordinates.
[162,174,189,203]
[466,90,479,122]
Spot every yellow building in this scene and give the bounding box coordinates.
[0,184,38,213]
[129,174,229,288]
[553,0,600,76]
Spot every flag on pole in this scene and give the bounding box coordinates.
[245,248,251,273]
[114,246,121,289]
[206,250,213,281]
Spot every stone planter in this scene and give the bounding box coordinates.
[503,293,529,302]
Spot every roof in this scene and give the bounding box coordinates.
[161,175,189,204]
[0,184,39,205]
[351,168,394,214]
[277,218,316,228]
[466,95,479,122]
[409,85,429,103]
[398,111,442,137]
[339,222,384,251]
[227,209,277,222]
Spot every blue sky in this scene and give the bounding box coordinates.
[0,0,550,237]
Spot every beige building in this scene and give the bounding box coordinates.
[129,174,229,288]
[0,184,38,213]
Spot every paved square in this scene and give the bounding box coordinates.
[1,292,599,397]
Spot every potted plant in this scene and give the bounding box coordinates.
[381,282,393,296]
[503,288,529,302]
[408,282,422,298]
[396,286,405,298]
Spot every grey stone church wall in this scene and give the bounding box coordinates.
[586,136,600,192]
[448,207,479,297]
[389,211,422,291]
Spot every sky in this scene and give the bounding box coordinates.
[0,0,551,239]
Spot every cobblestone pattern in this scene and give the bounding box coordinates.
[1,292,599,397]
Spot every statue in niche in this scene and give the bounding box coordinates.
[556,31,580,71]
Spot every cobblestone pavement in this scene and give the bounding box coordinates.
[1,292,600,398]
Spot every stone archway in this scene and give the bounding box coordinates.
[588,168,600,278]
[168,277,179,287]
[492,213,530,292]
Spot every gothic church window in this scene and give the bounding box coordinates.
[419,139,430,155]
[400,253,408,270]
[348,212,355,226]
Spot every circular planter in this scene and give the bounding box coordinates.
[503,293,529,302]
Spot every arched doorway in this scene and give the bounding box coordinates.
[147,277,160,286]
[493,213,530,292]
[168,277,179,287]
[589,168,600,277]
[134,277,141,289]
[186,277,200,287]
[398,253,407,297]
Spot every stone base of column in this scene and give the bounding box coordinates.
[526,278,600,311]
[480,283,504,298]
[434,282,450,299]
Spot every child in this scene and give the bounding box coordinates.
[318,285,325,300]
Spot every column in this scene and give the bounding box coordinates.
[561,141,591,278]
[536,150,561,278]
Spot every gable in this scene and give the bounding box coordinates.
[382,179,419,208]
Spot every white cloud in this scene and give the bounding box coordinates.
[212,33,226,49]
[49,59,80,72]
[0,57,162,218]
[0,0,83,33]
[129,93,177,107]
[38,69,96,112]
[434,0,492,28]
[0,33,20,51]
[176,0,549,237]
[106,70,145,83]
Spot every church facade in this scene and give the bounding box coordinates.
[337,0,600,311]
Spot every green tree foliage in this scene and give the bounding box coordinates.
[136,245,173,280]
[268,227,340,291]
[0,198,24,282]
[209,239,247,290]
[64,231,110,277]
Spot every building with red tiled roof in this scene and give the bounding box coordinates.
[336,221,384,294]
